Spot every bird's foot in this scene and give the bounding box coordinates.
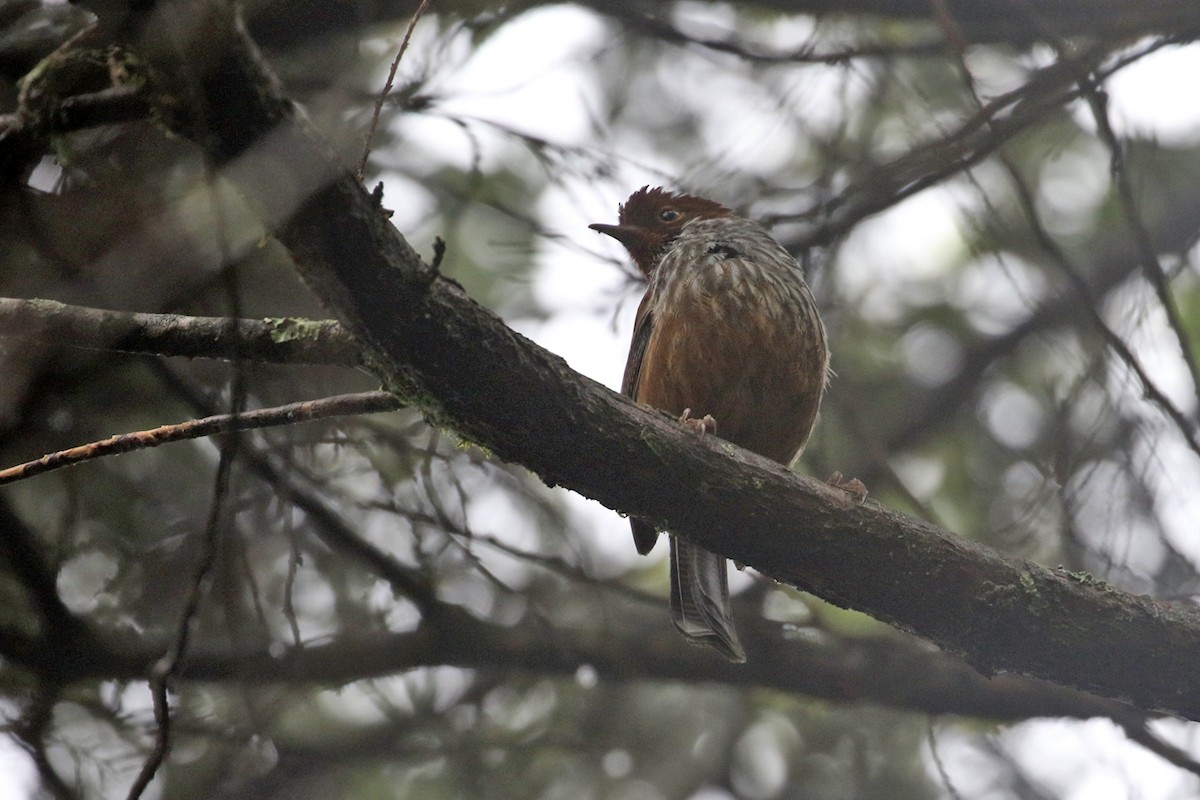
[827,471,869,504]
[679,408,717,436]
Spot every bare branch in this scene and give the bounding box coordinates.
[0,391,400,486]
[126,262,253,800]
[781,37,1177,249]
[356,0,431,181]
[0,297,362,366]
[153,365,437,611]
[124,421,235,800]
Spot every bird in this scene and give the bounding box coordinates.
[590,186,829,662]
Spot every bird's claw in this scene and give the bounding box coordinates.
[827,471,869,503]
[679,408,717,436]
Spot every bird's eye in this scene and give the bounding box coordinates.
[659,208,680,221]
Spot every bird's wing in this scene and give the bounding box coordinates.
[623,290,660,555]
[622,290,654,399]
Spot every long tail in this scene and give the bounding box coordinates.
[669,536,747,662]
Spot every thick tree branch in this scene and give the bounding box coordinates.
[129,6,1200,722]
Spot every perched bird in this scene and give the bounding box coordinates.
[590,186,829,662]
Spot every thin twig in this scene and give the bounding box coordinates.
[1007,161,1200,457]
[127,332,234,800]
[357,0,431,181]
[430,236,447,272]
[283,517,304,648]
[1117,718,1200,779]
[1080,79,1200,409]
[776,36,1176,250]
[126,220,253,800]
[604,3,950,65]
[0,392,401,486]
[926,719,965,800]
[123,416,237,800]
[12,685,75,800]
[153,365,437,610]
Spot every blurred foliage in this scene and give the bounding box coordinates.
[3,0,1200,798]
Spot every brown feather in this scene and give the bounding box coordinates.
[622,291,660,555]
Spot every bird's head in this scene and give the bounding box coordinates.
[590,186,733,278]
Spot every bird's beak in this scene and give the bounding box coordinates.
[588,223,643,248]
